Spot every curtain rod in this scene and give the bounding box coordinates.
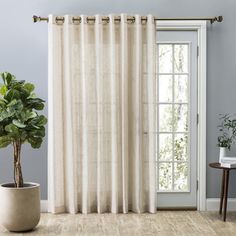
[33,15,223,24]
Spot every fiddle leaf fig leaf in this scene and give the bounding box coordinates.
[24,83,35,93]
[28,137,43,149]
[28,92,36,99]
[12,119,26,128]
[29,127,45,138]
[0,85,7,96]
[37,115,47,127]
[0,99,6,107]
[25,111,37,121]
[0,136,11,148]
[34,103,44,110]
[5,124,20,138]
[5,89,20,101]
[26,98,45,110]
[5,124,18,133]
[6,99,18,107]
[0,108,16,121]
[1,72,15,86]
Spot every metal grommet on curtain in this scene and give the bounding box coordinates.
[86,16,91,24]
[72,16,81,24]
[104,16,110,24]
[55,16,59,24]
[127,16,135,24]
[131,16,135,24]
[55,16,64,24]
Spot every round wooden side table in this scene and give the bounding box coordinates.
[209,162,236,221]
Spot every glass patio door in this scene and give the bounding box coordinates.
[156,31,198,208]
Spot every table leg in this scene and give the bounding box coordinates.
[223,170,230,221]
[219,170,225,215]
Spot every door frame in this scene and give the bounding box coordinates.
[156,20,207,211]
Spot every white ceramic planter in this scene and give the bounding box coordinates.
[0,182,40,232]
[219,147,227,163]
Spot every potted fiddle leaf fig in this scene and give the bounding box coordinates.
[0,72,47,232]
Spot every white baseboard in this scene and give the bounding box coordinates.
[41,200,48,213]
[206,198,236,211]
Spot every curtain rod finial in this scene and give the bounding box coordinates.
[218,16,223,22]
[33,15,40,23]
[210,15,223,24]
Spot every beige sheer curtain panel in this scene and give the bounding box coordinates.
[48,14,157,214]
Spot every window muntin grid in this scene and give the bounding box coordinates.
[157,43,190,192]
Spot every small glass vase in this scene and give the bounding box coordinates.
[219,147,227,163]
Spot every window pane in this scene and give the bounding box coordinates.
[174,162,188,191]
[174,45,188,73]
[159,105,172,132]
[159,44,173,73]
[174,75,188,102]
[173,104,188,132]
[159,134,173,161]
[159,75,172,102]
[157,42,191,193]
[174,133,188,161]
[159,162,172,191]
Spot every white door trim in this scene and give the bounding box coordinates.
[156,21,207,211]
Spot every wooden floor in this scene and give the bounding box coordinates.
[1,211,236,235]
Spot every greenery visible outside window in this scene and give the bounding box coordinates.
[158,43,189,192]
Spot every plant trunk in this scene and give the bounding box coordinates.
[13,141,23,188]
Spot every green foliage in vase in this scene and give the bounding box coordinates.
[217,114,236,150]
[0,72,47,188]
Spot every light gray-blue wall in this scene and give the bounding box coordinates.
[0,0,236,200]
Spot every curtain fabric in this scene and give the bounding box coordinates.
[48,14,157,214]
